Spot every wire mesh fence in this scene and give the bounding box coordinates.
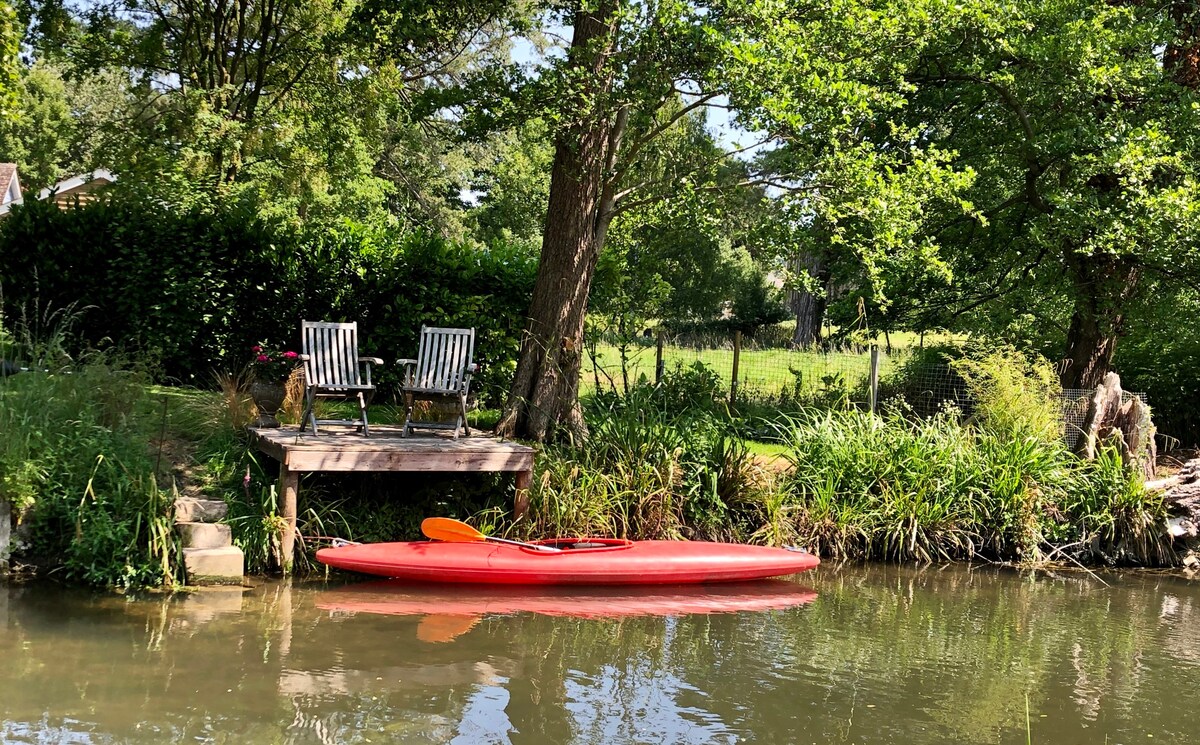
[1059,388,1148,450]
[583,330,911,408]
[584,333,879,406]
[582,329,1148,447]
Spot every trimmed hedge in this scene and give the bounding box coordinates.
[0,198,536,405]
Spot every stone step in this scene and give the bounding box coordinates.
[183,547,244,586]
[177,521,232,549]
[174,498,228,523]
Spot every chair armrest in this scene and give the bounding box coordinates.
[359,357,384,366]
[460,363,480,393]
[297,353,311,362]
[396,358,418,388]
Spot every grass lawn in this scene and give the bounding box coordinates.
[582,341,885,402]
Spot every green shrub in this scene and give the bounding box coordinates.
[0,199,536,406]
[1117,292,1200,447]
[876,343,969,418]
[952,347,1063,441]
[775,406,1169,565]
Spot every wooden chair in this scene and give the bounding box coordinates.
[397,326,478,438]
[298,321,383,437]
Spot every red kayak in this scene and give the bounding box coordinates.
[315,537,819,585]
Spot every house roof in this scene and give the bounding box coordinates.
[0,167,117,217]
[0,163,19,201]
[38,169,116,201]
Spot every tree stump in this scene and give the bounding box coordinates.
[1147,458,1200,557]
[1073,372,1156,480]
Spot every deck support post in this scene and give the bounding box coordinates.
[280,466,299,573]
[514,469,532,520]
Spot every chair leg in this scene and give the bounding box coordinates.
[459,394,471,438]
[402,395,413,438]
[301,388,318,436]
[358,392,370,437]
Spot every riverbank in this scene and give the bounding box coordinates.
[0,352,1190,590]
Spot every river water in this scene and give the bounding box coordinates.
[2,565,1197,744]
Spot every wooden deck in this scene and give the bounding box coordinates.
[250,425,536,568]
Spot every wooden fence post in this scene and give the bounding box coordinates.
[656,330,665,384]
[730,330,742,406]
[868,345,880,414]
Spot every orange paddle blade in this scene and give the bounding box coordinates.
[420,516,563,552]
[421,517,486,543]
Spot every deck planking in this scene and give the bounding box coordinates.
[250,425,535,569]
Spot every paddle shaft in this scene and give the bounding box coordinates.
[482,534,561,553]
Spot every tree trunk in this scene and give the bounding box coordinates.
[1059,249,1139,390]
[1074,372,1157,481]
[496,3,621,443]
[1166,2,1200,89]
[1061,307,1120,391]
[789,252,828,348]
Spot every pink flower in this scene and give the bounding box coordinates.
[283,351,298,359]
[257,355,270,363]
[252,345,263,353]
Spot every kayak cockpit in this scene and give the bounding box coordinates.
[523,537,634,553]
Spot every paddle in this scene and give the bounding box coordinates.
[420,517,562,553]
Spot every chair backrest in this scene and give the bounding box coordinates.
[301,321,363,387]
[413,326,475,391]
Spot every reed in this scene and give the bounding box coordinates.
[1,363,181,587]
[773,406,1169,564]
[527,374,763,542]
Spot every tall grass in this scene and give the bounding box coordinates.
[773,348,1172,564]
[0,300,184,588]
[526,371,767,542]
[529,349,1173,567]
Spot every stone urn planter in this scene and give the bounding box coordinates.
[249,380,287,428]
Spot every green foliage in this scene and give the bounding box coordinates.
[776,348,1170,564]
[356,228,537,405]
[1117,289,1200,446]
[952,348,1063,442]
[467,119,553,247]
[775,408,1169,565]
[588,112,788,341]
[530,350,1172,565]
[0,63,73,190]
[0,198,536,405]
[877,344,969,418]
[528,369,759,543]
[13,0,530,225]
[0,1,17,122]
[0,358,181,588]
[873,0,1200,383]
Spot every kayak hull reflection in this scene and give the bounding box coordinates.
[316,538,819,585]
[318,579,818,619]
